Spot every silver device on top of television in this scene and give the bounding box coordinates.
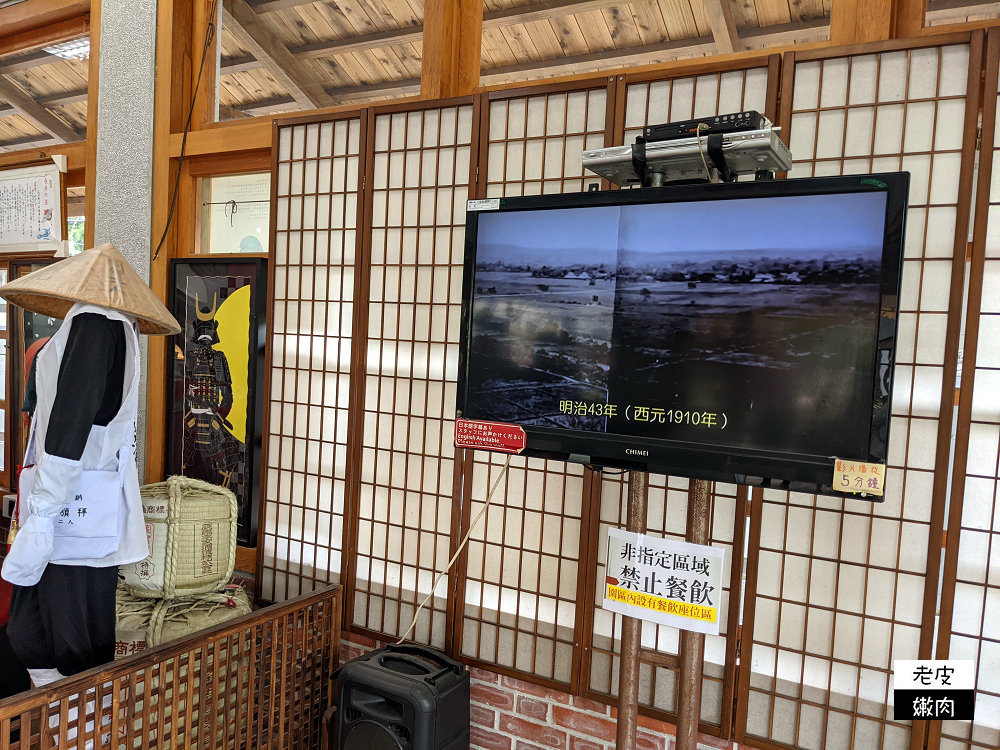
[582,112,793,187]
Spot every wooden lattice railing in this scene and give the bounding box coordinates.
[0,585,342,750]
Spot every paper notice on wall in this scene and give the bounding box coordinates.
[0,165,62,250]
[603,528,725,635]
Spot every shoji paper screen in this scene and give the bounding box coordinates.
[261,115,364,602]
[351,102,475,648]
[455,81,612,689]
[738,40,978,750]
[937,31,1000,750]
[582,63,769,735]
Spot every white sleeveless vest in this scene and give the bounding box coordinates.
[1,303,148,586]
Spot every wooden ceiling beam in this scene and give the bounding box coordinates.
[0,50,58,75]
[0,133,55,151]
[0,75,79,142]
[222,18,836,115]
[221,0,335,109]
[0,13,89,57]
[740,17,829,45]
[226,77,422,115]
[0,85,87,114]
[926,0,1000,21]
[0,0,89,41]
[702,0,742,54]
[221,1,832,77]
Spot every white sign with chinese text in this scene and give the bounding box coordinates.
[603,528,725,636]
[893,660,975,721]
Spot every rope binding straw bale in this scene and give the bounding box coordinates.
[125,475,238,599]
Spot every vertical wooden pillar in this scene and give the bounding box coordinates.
[83,0,101,250]
[420,0,482,99]
[147,0,195,482]
[831,0,926,45]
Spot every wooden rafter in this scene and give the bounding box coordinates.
[0,14,89,57]
[220,18,837,115]
[220,3,835,77]
[0,85,87,114]
[926,0,1000,21]
[0,74,79,142]
[702,0,742,54]
[221,0,334,109]
[0,50,58,75]
[0,133,54,151]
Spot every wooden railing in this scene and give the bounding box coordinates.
[0,585,342,750]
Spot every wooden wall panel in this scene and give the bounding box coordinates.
[259,113,365,602]
[350,100,476,649]
[737,35,981,750]
[934,27,1000,750]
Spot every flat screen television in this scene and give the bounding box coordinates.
[456,173,908,499]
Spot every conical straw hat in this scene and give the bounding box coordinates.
[0,243,181,336]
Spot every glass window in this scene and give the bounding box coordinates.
[200,172,270,254]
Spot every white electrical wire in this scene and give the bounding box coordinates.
[397,453,513,645]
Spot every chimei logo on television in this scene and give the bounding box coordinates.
[625,449,649,457]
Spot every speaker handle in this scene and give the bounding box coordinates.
[383,643,465,679]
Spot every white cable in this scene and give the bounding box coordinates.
[695,122,720,183]
[397,453,513,645]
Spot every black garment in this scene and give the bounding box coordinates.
[0,625,31,698]
[8,313,128,676]
[7,564,119,675]
[45,313,126,460]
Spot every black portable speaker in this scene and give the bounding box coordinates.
[330,643,470,750]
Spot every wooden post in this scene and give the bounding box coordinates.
[677,478,711,750]
[615,470,648,750]
[831,0,892,45]
[420,0,482,99]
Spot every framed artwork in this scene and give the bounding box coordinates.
[168,258,268,546]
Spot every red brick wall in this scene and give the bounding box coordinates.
[339,633,734,750]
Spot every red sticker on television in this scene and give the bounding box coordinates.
[455,419,527,454]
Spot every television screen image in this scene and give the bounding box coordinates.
[457,174,908,497]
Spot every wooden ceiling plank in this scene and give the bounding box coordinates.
[655,0,702,39]
[520,18,568,59]
[0,74,78,142]
[624,1,672,46]
[222,0,335,108]
[572,8,618,51]
[499,23,544,63]
[702,0,742,53]
[600,6,645,48]
[544,15,593,56]
[731,0,760,27]
[352,0,417,32]
[752,0,793,26]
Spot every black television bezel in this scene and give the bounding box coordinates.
[456,173,909,500]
